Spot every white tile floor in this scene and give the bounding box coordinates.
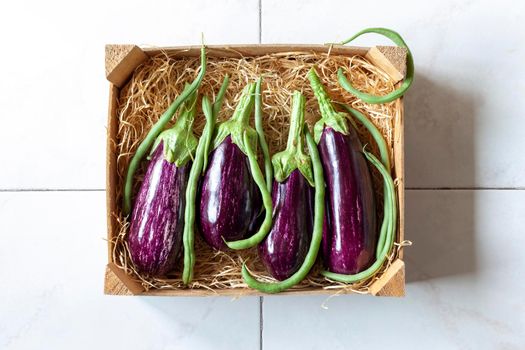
[1,0,524,349]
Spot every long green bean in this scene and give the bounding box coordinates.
[241,127,325,293]
[336,28,414,104]
[182,77,229,285]
[123,46,207,215]
[255,77,273,192]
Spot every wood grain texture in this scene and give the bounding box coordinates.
[104,44,407,297]
[106,84,118,262]
[105,45,148,87]
[365,46,407,83]
[369,259,405,297]
[394,97,405,256]
[143,44,369,58]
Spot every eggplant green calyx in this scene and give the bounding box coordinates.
[212,82,258,156]
[307,67,349,143]
[272,91,314,186]
[150,88,199,166]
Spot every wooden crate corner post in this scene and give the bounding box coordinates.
[105,44,148,87]
[369,259,405,297]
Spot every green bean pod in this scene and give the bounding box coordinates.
[336,28,414,104]
[123,45,207,215]
[321,149,397,283]
[241,127,325,293]
[182,77,229,285]
[254,77,273,192]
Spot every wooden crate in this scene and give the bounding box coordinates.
[104,44,406,297]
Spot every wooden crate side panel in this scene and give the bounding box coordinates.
[143,44,369,58]
[394,98,405,253]
[106,84,119,263]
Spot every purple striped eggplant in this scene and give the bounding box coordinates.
[128,90,199,276]
[198,136,261,249]
[308,68,377,275]
[259,92,315,280]
[198,82,272,251]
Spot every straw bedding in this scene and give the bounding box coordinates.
[111,48,407,294]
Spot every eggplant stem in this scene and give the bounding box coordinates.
[254,77,273,192]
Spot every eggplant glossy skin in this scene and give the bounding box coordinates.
[129,143,190,276]
[319,127,377,274]
[198,136,261,250]
[259,169,314,280]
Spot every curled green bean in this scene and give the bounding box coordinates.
[123,46,207,215]
[255,77,273,192]
[224,131,273,250]
[241,127,325,293]
[321,149,397,283]
[182,77,229,285]
[336,28,414,104]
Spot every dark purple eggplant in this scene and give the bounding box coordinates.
[129,143,190,275]
[128,89,198,276]
[258,91,315,280]
[308,68,377,275]
[259,169,314,280]
[318,127,376,274]
[198,136,261,249]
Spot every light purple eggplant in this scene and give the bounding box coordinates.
[128,89,198,276]
[128,143,190,275]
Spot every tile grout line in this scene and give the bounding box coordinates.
[258,0,262,44]
[259,296,264,350]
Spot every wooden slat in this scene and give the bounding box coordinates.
[143,44,369,58]
[106,84,118,263]
[394,97,405,255]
